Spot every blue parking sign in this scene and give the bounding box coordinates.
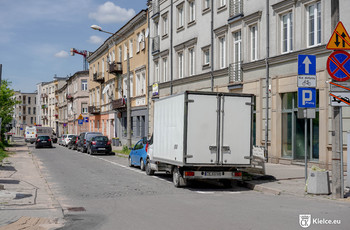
[78,119,84,125]
[298,88,316,108]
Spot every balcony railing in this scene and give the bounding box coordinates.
[41,93,48,98]
[152,0,160,17]
[108,62,122,75]
[112,98,126,111]
[229,0,243,19]
[93,72,105,83]
[151,36,160,53]
[88,105,101,114]
[229,61,243,83]
[66,94,73,100]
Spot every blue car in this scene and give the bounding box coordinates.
[128,138,149,171]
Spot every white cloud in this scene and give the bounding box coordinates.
[55,50,69,58]
[88,35,104,44]
[89,2,135,23]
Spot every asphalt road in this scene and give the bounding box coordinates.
[29,143,350,230]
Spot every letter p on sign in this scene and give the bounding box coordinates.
[298,88,316,108]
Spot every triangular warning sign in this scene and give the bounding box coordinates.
[327,21,350,50]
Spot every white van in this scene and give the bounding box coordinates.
[25,126,53,144]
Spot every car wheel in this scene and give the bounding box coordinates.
[140,159,145,171]
[145,160,154,176]
[173,167,186,188]
[128,157,132,167]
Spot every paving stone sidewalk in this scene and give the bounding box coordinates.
[0,140,64,230]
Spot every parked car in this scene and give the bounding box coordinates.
[77,132,103,153]
[87,136,112,155]
[52,133,58,143]
[35,135,53,148]
[63,134,76,147]
[128,137,149,171]
[58,135,67,145]
[67,135,78,150]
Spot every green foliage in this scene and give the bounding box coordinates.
[0,80,19,139]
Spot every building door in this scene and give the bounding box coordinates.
[281,92,319,161]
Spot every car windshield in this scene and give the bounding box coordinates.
[68,135,75,138]
[94,136,108,141]
[38,136,50,140]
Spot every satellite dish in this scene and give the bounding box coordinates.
[145,28,149,38]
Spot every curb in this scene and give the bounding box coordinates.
[241,181,282,195]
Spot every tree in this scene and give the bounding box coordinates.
[0,80,19,140]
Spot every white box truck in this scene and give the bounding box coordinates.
[145,91,254,187]
[25,126,54,144]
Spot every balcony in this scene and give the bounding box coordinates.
[88,105,101,114]
[229,0,243,20]
[112,98,126,111]
[108,62,122,75]
[66,94,73,101]
[151,36,160,54]
[42,115,48,120]
[229,61,243,83]
[152,0,160,17]
[93,72,105,84]
[41,104,48,109]
[41,93,48,98]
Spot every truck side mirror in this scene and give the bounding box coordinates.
[142,137,147,144]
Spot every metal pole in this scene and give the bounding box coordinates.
[210,0,214,92]
[0,64,2,89]
[340,107,344,198]
[127,51,131,148]
[305,118,308,184]
[265,0,270,161]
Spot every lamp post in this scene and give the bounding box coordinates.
[91,25,132,147]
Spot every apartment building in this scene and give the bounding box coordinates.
[148,0,350,169]
[66,71,89,134]
[87,9,148,144]
[56,82,68,136]
[12,91,37,136]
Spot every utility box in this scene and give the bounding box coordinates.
[307,171,331,195]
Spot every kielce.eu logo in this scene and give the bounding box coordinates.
[299,214,311,228]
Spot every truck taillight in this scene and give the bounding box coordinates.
[91,141,96,145]
[185,171,195,177]
[234,172,242,177]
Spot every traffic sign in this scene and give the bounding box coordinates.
[326,21,350,50]
[330,92,350,106]
[78,114,83,120]
[327,50,350,82]
[78,119,84,125]
[298,55,316,75]
[330,81,350,92]
[298,88,316,108]
[84,117,89,123]
[298,75,316,88]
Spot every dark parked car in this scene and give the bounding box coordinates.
[35,135,53,148]
[77,132,103,153]
[87,136,112,155]
[67,135,78,150]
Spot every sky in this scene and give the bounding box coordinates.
[0,0,147,93]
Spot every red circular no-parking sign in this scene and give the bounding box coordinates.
[327,50,350,81]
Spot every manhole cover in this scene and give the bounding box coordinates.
[67,207,86,212]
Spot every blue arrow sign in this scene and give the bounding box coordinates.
[298,55,316,75]
[298,88,316,108]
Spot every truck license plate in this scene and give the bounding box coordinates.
[205,172,222,177]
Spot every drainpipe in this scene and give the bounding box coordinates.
[265,0,270,161]
[147,10,150,137]
[170,0,173,95]
[210,0,214,91]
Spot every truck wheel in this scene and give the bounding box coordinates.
[140,159,145,171]
[173,167,186,187]
[145,160,154,175]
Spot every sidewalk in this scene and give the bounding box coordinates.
[242,162,349,200]
[0,139,64,230]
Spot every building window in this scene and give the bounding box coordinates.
[31,117,33,125]
[203,0,210,10]
[137,33,141,53]
[203,47,210,66]
[124,43,128,61]
[154,20,159,36]
[162,14,168,37]
[82,103,88,114]
[178,52,184,79]
[154,61,160,83]
[250,25,258,61]
[189,0,196,23]
[33,107,36,115]
[102,58,105,77]
[28,97,31,104]
[189,48,195,76]
[28,107,31,115]
[219,0,226,8]
[112,50,115,62]
[129,39,133,58]
[219,36,226,68]
[281,92,319,160]
[281,12,293,53]
[177,4,184,29]
[119,46,122,62]
[82,80,88,91]
[308,1,321,47]
[162,57,168,82]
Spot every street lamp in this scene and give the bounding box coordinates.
[91,25,132,148]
